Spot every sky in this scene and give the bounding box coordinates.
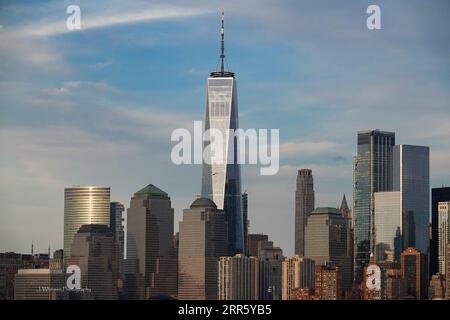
[0,0,449,256]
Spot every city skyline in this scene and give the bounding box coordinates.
[1,0,450,258]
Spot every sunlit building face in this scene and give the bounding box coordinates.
[63,186,110,262]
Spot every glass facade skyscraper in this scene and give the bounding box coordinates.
[110,202,125,275]
[393,144,430,254]
[201,12,244,255]
[63,186,110,262]
[353,130,395,281]
[374,191,402,261]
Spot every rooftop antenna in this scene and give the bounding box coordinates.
[210,10,234,78]
[220,10,225,74]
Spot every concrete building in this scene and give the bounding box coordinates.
[14,269,64,300]
[218,254,269,300]
[0,252,36,300]
[281,256,315,300]
[447,243,450,300]
[401,247,428,300]
[438,201,449,276]
[290,287,315,300]
[247,234,269,257]
[64,186,110,262]
[246,234,283,300]
[305,207,352,292]
[295,169,315,256]
[430,187,450,277]
[428,273,445,300]
[65,224,117,300]
[178,198,228,300]
[314,264,342,300]
[125,184,176,299]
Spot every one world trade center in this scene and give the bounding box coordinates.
[201,12,244,255]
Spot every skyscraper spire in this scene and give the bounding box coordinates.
[210,11,234,78]
[340,194,349,211]
[220,10,225,74]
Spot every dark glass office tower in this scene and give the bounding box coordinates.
[110,202,125,275]
[430,187,450,278]
[393,145,430,254]
[353,130,395,282]
[201,12,244,255]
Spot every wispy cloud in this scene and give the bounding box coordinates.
[11,6,212,38]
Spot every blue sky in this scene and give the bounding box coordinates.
[1,0,449,256]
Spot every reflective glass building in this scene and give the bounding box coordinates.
[63,186,110,262]
[353,130,395,281]
[201,13,244,255]
[374,191,402,262]
[393,144,430,254]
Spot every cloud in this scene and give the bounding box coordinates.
[333,155,346,162]
[11,6,212,38]
[90,59,114,70]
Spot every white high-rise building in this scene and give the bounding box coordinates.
[438,201,450,275]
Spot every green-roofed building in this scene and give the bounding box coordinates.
[134,184,168,197]
[125,184,177,300]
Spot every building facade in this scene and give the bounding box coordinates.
[14,269,64,300]
[65,224,117,300]
[247,234,269,257]
[246,234,283,299]
[242,192,249,255]
[281,256,315,300]
[430,187,450,277]
[374,191,402,262]
[314,264,342,300]
[305,207,353,292]
[295,169,315,256]
[428,273,445,300]
[353,130,395,281]
[64,186,110,262]
[217,254,269,300]
[438,201,449,276]
[201,12,244,255]
[178,198,228,300]
[110,202,125,276]
[393,145,430,254]
[400,247,428,300]
[126,184,175,299]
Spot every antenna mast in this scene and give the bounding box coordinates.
[220,11,225,74]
